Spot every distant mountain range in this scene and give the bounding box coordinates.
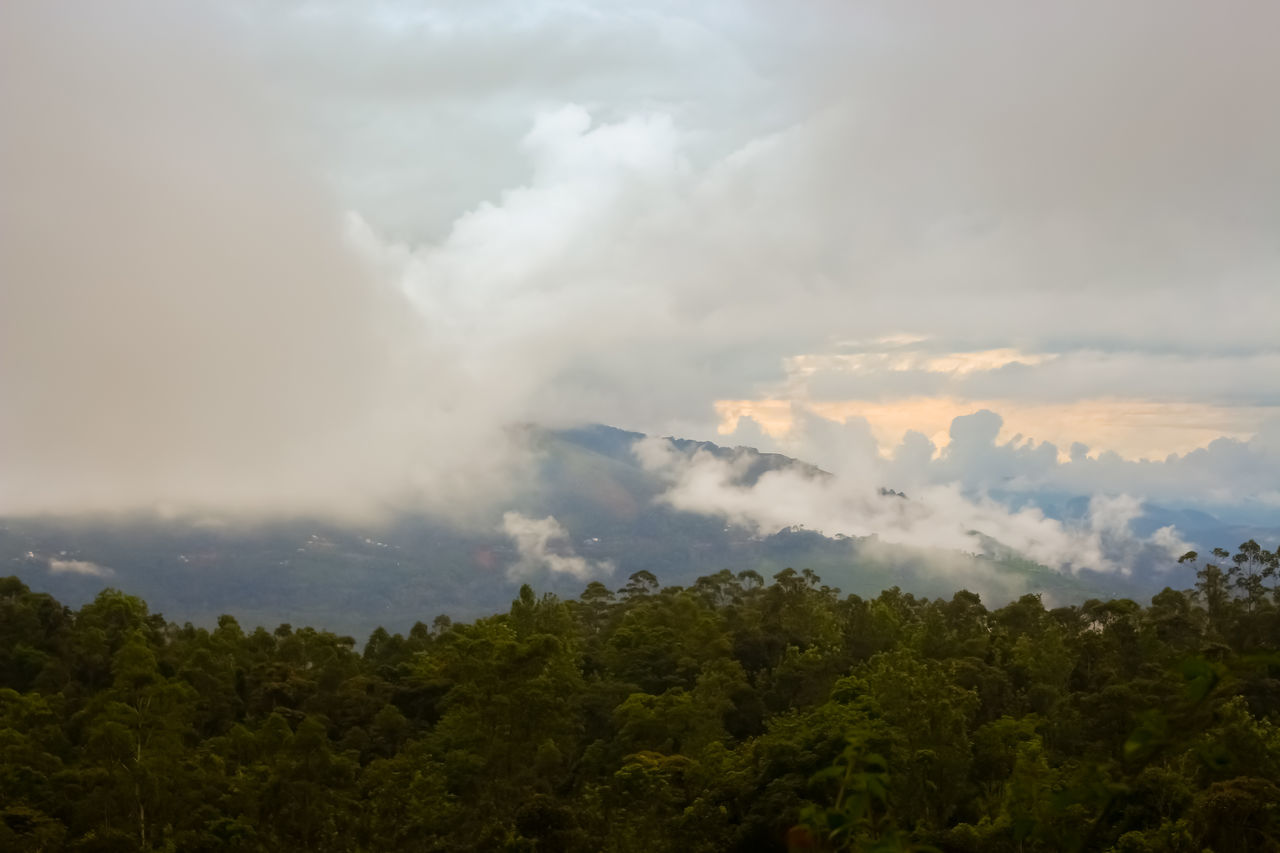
[3,424,1272,638]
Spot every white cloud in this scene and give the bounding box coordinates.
[48,559,113,578]
[500,512,614,581]
[718,407,1280,523]
[635,434,1191,574]
[787,348,1055,379]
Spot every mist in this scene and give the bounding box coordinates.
[0,2,523,521]
[635,434,1189,577]
[501,512,615,582]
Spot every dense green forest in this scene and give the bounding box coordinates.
[2,543,1279,852]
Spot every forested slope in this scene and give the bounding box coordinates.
[2,543,1278,851]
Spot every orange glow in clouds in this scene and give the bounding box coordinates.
[715,397,1265,461]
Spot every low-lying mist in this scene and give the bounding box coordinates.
[634,436,1189,579]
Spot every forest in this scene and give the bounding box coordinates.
[1,543,1278,852]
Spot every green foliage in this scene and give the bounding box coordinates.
[0,542,1278,850]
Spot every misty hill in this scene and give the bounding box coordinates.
[0,424,1235,638]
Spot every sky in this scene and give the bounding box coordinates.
[2,1,1278,555]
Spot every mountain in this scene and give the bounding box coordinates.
[0,424,1233,638]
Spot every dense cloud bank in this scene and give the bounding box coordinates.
[3,1,1277,544]
[0,2,521,519]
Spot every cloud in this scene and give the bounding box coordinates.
[340,0,1280,447]
[500,512,614,581]
[0,1,526,520]
[788,348,1280,412]
[48,559,113,578]
[2,1,1277,522]
[718,406,1280,522]
[721,397,1276,468]
[635,434,1190,575]
[788,348,1055,379]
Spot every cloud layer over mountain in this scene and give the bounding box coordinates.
[635,433,1190,576]
[3,1,1277,548]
